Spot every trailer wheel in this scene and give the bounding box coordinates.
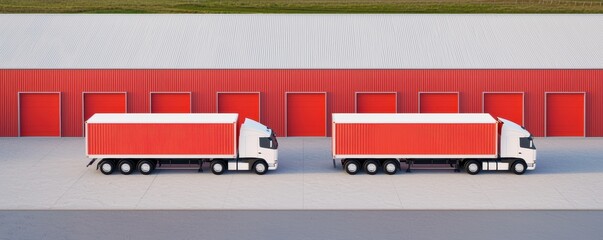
[344,160,360,175]
[138,160,155,175]
[364,160,379,175]
[465,160,481,175]
[211,160,226,175]
[118,160,135,175]
[383,160,398,175]
[511,160,527,175]
[253,160,268,175]
[99,160,115,175]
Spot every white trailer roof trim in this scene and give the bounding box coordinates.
[87,113,238,124]
[332,113,496,124]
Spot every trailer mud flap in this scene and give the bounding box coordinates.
[86,158,97,168]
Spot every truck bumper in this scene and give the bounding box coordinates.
[527,162,536,170]
[269,161,278,170]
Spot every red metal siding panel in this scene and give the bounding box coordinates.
[87,123,235,155]
[356,93,396,113]
[334,123,497,155]
[420,93,459,113]
[151,93,191,113]
[287,93,326,136]
[546,93,585,137]
[84,93,127,122]
[484,93,524,125]
[1,69,602,137]
[19,93,60,137]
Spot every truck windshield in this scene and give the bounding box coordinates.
[259,132,278,150]
[519,136,536,149]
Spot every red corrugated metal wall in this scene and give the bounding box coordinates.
[1,69,602,137]
[334,123,497,155]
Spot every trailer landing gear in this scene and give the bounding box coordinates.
[406,160,413,173]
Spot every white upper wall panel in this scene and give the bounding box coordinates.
[0,14,601,69]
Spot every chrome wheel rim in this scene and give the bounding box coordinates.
[515,163,525,172]
[121,163,131,172]
[213,163,223,173]
[101,163,112,173]
[141,163,151,172]
[347,163,357,173]
[256,163,266,173]
[468,163,478,173]
[385,163,396,173]
[367,163,377,173]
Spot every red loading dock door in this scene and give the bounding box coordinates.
[19,93,61,137]
[419,93,459,113]
[83,93,126,127]
[286,93,326,137]
[484,93,524,125]
[151,93,191,113]
[356,93,397,113]
[546,93,585,137]
[218,93,260,132]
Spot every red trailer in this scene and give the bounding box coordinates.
[332,113,536,175]
[86,113,279,175]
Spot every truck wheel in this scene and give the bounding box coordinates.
[118,160,135,175]
[253,161,268,175]
[211,160,226,175]
[344,160,360,175]
[138,160,155,175]
[99,160,115,175]
[364,160,379,175]
[511,160,527,175]
[383,160,398,175]
[465,160,481,175]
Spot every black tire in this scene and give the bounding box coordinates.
[465,160,481,175]
[344,160,360,175]
[118,160,135,175]
[383,160,398,175]
[253,160,268,175]
[511,160,527,175]
[138,160,155,175]
[99,160,115,175]
[211,160,226,175]
[364,160,379,175]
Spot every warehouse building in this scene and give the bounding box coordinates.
[0,14,602,137]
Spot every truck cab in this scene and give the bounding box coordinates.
[498,117,537,173]
[234,118,279,174]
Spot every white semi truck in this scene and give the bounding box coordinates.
[86,114,278,175]
[332,113,537,175]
